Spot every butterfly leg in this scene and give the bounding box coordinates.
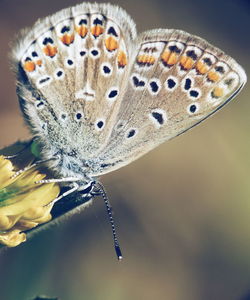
[35,177,81,184]
[11,156,60,179]
[45,182,80,207]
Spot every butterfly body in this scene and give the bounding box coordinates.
[12,2,246,184]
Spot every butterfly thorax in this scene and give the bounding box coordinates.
[31,124,101,180]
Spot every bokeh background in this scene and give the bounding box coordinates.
[0,0,249,299]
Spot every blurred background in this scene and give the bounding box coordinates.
[0,0,249,299]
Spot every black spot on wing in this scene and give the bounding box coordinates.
[189,90,199,98]
[108,90,118,98]
[203,57,212,66]
[184,78,192,90]
[79,19,87,25]
[150,81,159,93]
[215,66,225,74]
[189,104,197,113]
[61,26,70,34]
[152,112,164,125]
[186,50,198,60]
[93,18,103,25]
[167,78,176,89]
[127,129,136,138]
[169,45,181,53]
[133,76,145,87]
[108,26,118,37]
[103,65,111,74]
[43,37,54,45]
[39,77,50,84]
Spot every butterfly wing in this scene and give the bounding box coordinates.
[12,3,137,159]
[91,29,247,176]
[12,4,246,179]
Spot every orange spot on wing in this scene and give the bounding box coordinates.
[76,26,88,38]
[60,34,74,46]
[161,51,179,66]
[24,61,36,72]
[212,87,224,98]
[36,59,42,66]
[167,52,179,65]
[180,56,194,70]
[195,61,208,74]
[43,45,58,57]
[105,36,118,52]
[137,54,155,65]
[161,51,170,64]
[208,71,220,82]
[91,25,104,37]
[117,51,127,68]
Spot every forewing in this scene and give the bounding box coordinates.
[93,29,246,175]
[12,3,136,157]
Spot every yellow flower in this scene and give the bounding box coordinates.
[0,155,60,247]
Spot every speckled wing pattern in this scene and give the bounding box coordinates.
[12,3,136,161]
[95,29,247,175]
[12,3,246,178]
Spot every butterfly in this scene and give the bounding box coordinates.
[11,2,246,259]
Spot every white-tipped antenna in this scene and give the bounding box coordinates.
[93,181,123,261]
